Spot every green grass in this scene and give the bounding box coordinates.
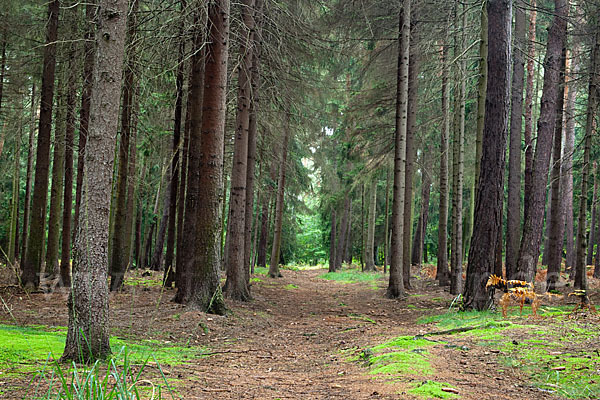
[368,351,433,376]
[318,268,383,284]
[253,266,268,275]
[284,284,298,290]
[0,324,207,377]
[408,380,459,399]
[250,277,262,283]
[372,335,436,352]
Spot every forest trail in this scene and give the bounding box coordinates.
[1,265,589,399]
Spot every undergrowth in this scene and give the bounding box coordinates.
[318,267,383,284]
[407,380,459,399]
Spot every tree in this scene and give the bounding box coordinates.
[387,0,410,299]
[437,37,450,287]
[505,0,527,280]
[62,0,128,362]
[364,180,377,271]
[22,0,60,289]
[182,0,230,314]
[523,0,537,227]
[224,0,255,300]
[516,0,568,283]
[463,0,511,311]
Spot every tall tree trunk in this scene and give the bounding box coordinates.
[143,183,161,269]
[344,200,353,264]
[163,12,185,287]
[523,0,537,226]
[402,18,420,286]
[257,161,277,268]
[365,181,377,271]
[243,0,264,281]
[269,112,291,278]
[505,0,527,280]
[546,48,568,291]
[516,0,568,283]
[387,0,410,299]
[73,1,96,245]
[563,54,577,271]
[62,0,128,362]
[361,184,365,270]
[329,209,337,272]
[151,171,171,271]
[224,0,255,300]
[450,3,466,295]
[384,168,391,273]
[463,0,511,311]
[125,94,139,268]
[574,15,599,296]
[8,103,22,265]
[437,37,450,287]
[335,195,350,269]
[587,169,598,266]
[183,0,230,314]
[22,0,60,289]
[45,79,66,280]
[59,36,78,287]
[109,0,138,291]
[21,83,37,265]
[412,156,431,266]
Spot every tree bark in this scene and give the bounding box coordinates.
[387,0,410,299]
[523,0,537,227]
[21,83,36,265]
[412,154,431,266]
[59,35,79,287]
[269,112,291,278]
[335,195,350,270]
[384,168,391,273]
[224,0,255,300]
[73,1,96,246]
[329,209,337,272]
[437,37,450,287]
[563,55,577,271]
[62,0,128,362]
[257,161,277,268]
[546,48,568,291]
[22,0,60,289]
[516,0,568,283]
[365,181,377,271]
[8,104,22,265]
[463,0,511,311]
[109,0,138,291]
[587,169,598,266]
[183,0,230,314]
[151,171,171,271]
[505,0,526,280]
[574,16,599,295]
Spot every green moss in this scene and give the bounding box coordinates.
[348,313,377,324]
[250,277,262,283]
[0,324,208,377]
[318,269,382,284]
[368,351,433,376]
[284,284,298,290]
[408,381,459,399]
[372,335,437,352]
[124,277,161,287]
[253,266,268,275]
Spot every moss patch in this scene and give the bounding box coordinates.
[368,351,433,376]
[284,284,299,290]
[408,380,459,399]
[319,268,382,284]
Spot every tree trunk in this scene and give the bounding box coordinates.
[143,184,161,269]
[22,0,60,289]
[269,112,291,278]
[516,0,568,283]
[574,16,599,296]
[450,3,466,295]
[546,48,568,291]
[412,156,431,266]
[182,0,230,314]
[384,168,391,273]
[151,171,171,271]
[523,0,537,227]
[62,0,128,362]
[505,0,526,280]
[463,0,511,310]
[163,12,185,287]
[21,84,37,265]
[59,37,78,287]
[563,54,577,271]
[8,105,22,265]
[109,0,138,291]
[344,200,353,264]
[257,161,277,268]
[387,0,410,299]
[329,209,337,272]
[125,94,139,268]
[335,195,350,270]
[365,181,377,271]
[224,0,255,300]
[73,1,96,246]
[437,36,450,287]
[402,18,420,286]
[587,169,598,266]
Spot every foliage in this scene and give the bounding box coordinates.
[318,266,383,283]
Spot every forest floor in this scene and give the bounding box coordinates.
[0,263,599,399]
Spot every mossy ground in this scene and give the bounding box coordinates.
[408,380,459,399]
[318,266,383,284]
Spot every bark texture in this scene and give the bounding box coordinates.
[365,181,377,271]
[463,0,511,311]
[22,0,59,289]
[62,0,128,362]
[437,39,450,287]
[516,0,568,283]
[388,0,410,299]
[523,0,537,227]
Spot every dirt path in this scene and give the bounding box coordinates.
[0,266,580,399]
